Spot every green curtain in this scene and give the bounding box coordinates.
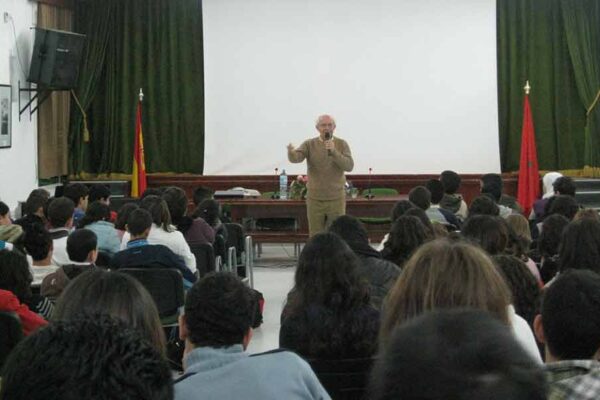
[69,0,205,176]
[560,0,600,176]
[497,0,587,173]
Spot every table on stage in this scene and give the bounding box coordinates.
[221,196,403,243]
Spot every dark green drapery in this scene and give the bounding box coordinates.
[69,0,204,175]
[497,0,586,173]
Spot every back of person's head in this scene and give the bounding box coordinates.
[88,184,111,203]
[77,201,111,228]
[492,254,540,326]
[183,272,254,348]
[161,186,188,223]
[115,202,139,231]
[574,208,600,222]
[194,199,221,226]
[462,215,509,255]
[504,214,531,259]
[140,195,172,231]
[62,183,89,207]
[440,170,461,195]
[481,181,503,202]
[328,215,369,248]
[506,214,532,242]
[559,218,600,274]
[538,214,569,258]
[403,207,434,235]
[290,232,369,312]
[127,208,154,236]
[370,309,546,400]
[0,250,32,303]
[537,270,600,360]
[425,179,445,205]
[390,200,414,222]
[24,192,48,217]
[545,194,579,220]
[553,176,576,196]
[469,195,500,217]
[47,197,75,228]
[380,238,511,346]
[0,201,8,218]
[141,187,164,199]
[23,223,52,261]
[54,269,166,355]
[66,229,97,263]
[383,216,429,267]
[481,173,503,189]
[408,186,431,210]
[193,185,214,206]
[0,314,173,400]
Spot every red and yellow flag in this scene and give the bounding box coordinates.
[131,94,147,197]
[517,82,540,216]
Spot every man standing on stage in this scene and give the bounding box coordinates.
[287,114,354,236]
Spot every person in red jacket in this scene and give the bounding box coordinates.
[0,289,47,336]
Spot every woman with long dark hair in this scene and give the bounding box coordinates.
[280,233,379,359]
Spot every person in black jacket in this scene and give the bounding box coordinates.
[328,215,400,309]
[110,209,197,287]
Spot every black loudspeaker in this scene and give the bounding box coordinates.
[28,28,86,89]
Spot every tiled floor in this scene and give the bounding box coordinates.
[246,244,297,354]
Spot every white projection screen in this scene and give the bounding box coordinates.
[202,0,500,175]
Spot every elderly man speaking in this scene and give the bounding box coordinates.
[287,115,354,236]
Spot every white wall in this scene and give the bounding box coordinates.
[0,0,38,210]
[203,0,501,176]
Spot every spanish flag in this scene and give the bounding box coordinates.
[131,89,147,197]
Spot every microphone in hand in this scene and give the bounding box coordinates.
[325,132,333,156]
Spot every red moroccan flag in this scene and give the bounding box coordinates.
[131,97,147,198]
[517,91,540,216]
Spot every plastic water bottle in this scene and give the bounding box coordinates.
[279,169,288,200]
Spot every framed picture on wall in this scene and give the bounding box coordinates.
[0,85,11,149]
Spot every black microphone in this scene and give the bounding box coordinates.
[325,132,332,156]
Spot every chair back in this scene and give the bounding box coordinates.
[308,357,375,400]
[224,223,245,258]
[0,311,24,369]
[95,251,112,268]
[189,243,216,277]
[119,268,184,318]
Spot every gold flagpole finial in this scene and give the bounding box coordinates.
[139,88,144,102]
[524,81,531,95]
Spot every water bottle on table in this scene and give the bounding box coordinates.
[279,169,288,200]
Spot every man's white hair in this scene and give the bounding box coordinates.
[315,114,336,127]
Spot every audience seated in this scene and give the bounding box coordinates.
[110,209,196,287]
[280,233,379,359]
[88,183,117,222]
[408,185,453,227]
[0,202,23,244]
[545,194,580,221]
[462,215,509,256]
[46,197,75,266]
[41,229,97,298]
[14,189,49,230]
[438,170,468,220]
[381,216,430,268]
[22,223,59,285]
[53,269,166,355]
[376,199,414,250]
[114,202,139,240]
[175,272,329,400]
[534,270,600,398]
[403,207,435,236]
[468,194,500,217]
[380,238,541,362]
[78,201,121,255]
[370,309,546,400]
[192,185,214,207]
[493,254,541,328]
[121,195,197,274]
[558,218,600,276]
[574,208,600,222]
[328,215,400,309]
[532,214,568,284]
[532,172,563,222]
[0,315,173,400]
[62,183,89,225]
[425,179,461,228]
[0,250,49,334]
[505,214,542,284]
[481,173,522,215]
[162,187,215,246]
[193,199,227,243]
